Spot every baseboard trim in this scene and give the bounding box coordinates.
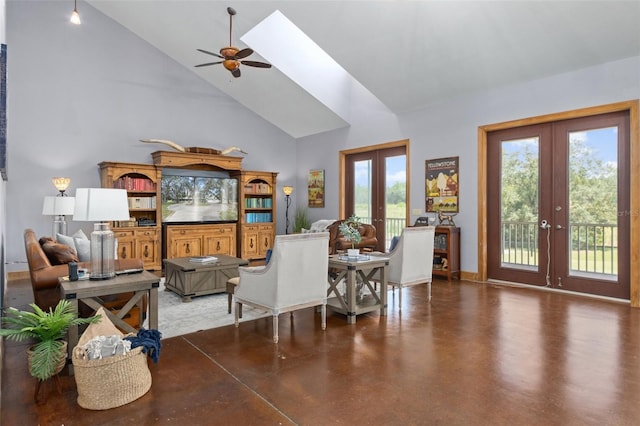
[8,270,30,281]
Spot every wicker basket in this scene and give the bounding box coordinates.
[72,307,152,410]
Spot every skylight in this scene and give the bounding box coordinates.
[241,10,355,124]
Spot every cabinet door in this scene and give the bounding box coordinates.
[257,224,274,257]
[135,229,159,267]
[242,225,260,258]
[114,230,135,260]
[170,236,202,258]
[116,237,135,261]
[204,234,233,255]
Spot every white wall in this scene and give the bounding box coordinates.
[296,56,640,274]
[5,1,296,271]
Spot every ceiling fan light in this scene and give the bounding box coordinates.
[220,47,238,58]
[223,60,240,71]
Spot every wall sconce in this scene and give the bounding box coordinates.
[70,0,81,25]
[283,186,293,234]
[73,188,130,280]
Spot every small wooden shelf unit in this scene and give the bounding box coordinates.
[432,226,460,280]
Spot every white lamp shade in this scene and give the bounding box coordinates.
[42,196,75,215]
[73,188,130,221]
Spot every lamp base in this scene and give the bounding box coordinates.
[52,216,67,237]
[89,222,116,280]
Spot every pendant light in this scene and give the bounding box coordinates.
[70,0,81,25]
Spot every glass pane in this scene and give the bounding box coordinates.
[353,160,372,222]
[568,127,618,278]
[501,137,539,268]
[385,155,406,250]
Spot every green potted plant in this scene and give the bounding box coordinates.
[292,208,311,233]
[338,215,363,257]
[0,300,100,381]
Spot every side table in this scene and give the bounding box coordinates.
[327,254,389,324]
[60,270,160,361]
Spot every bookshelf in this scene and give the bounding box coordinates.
[433,226,460,280]
[232,170,278,263]
[99,162,161,270]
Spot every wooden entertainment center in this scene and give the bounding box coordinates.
[99,151,277,270]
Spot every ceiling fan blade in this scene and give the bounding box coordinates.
[231,68,241,78]
[241,60,272,69]
[234,48,253,59]
[195,61,223,67]
[196,48,224,59]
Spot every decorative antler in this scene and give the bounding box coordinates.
[220,146,248,155]
[139,139,247,156]
[139,139,187,152]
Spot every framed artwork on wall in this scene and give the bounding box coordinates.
[425,156,459,213]
[308,169,325,208]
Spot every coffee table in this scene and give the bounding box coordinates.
[164,255,249,302]
[327,254,389,324]
[60,270,160,361]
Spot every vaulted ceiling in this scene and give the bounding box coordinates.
[88,1,640,138]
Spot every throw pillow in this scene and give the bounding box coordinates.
[72,229,88,241]
[40,238,79,265]
[72,229,90,262]
[389,236,400,252]
[73,237,91,262]
[56,233,75,250]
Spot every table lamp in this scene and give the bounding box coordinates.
[73,188,130,280]
[42,196,75,236]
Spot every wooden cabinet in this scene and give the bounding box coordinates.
[241,223,275,259]
[232,170,278,263]
[100,162,161,270]
[101,153,275,268]
[113,228,160,267]
[433,226,460,280]
[164,224,236,260]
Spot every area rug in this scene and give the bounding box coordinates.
[148,280,270,339]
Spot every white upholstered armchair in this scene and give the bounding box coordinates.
[234,232,330,343]
[385,226,435,309]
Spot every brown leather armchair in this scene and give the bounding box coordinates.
[24,228,146,329]
[326,220,378,255]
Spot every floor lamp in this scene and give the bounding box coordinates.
[73,188,130,280]
[42,196,75,237]
[283,186,293,234]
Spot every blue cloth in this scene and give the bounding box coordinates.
[265,248,273,264]
[124,328,162,363]
[389,236,400,252]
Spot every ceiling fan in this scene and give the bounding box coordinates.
[195,7,272,78]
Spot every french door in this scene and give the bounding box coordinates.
[486,111,630,298]
[343,143,407,252]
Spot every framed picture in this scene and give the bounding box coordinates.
[308,169,325,208]
[425,156,459,213]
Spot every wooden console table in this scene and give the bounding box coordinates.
[60,271,160,361]
[164,255,249,302]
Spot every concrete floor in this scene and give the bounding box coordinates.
[2,277,640,425]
